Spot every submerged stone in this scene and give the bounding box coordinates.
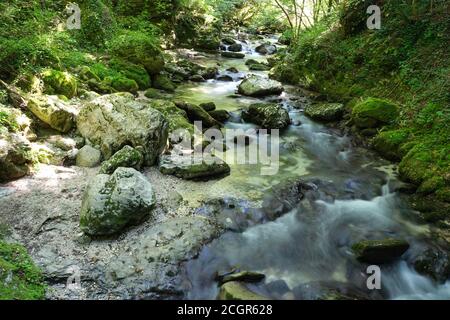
[292,281,377,300]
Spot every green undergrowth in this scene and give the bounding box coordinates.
[0,0,164,96]
[275,0,449,203]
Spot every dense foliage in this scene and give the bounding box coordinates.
[274,0,449,204]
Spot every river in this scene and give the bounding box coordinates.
[169,33,450,300]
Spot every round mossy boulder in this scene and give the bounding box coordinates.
[80,167,156,236]
[351,98,399,129]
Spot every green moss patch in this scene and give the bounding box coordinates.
[0,241,46,300]
[41,69,78,98]
[352,98,399,129]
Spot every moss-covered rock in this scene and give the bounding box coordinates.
[399,147,432,186]
[0,105,31,134]
[103,76,139,94]
[0,132,34,182]
[255,43,277,55]
[228,43,243,52]
[0,241,46,300]
[76,93,169,165]
[408,194,450,223]
[201,67,219,80]
[352,238,410,264]
[146,100,194,136]
[305,103,345,122]
[221,52,245,59]
[242,103,290,129]
[217,271,265,285]
[199,102,216,112]
[248,63,270,71]
[41,69,78,99]
[371,129,411,161]
[78,66,101,82]
[351,98,399,129]
[174,101,222,128]
[218,281,269,300]
[194,28,220,51]
[159,153,230,180]
[80,167,156,236]
[209,110,230,123]
[144,88,165,99]
[109,59,151,90]
[152,74,176,93]
[86,79,114,94]
[99,145,144,174]
[27,95,76,133]
[238,75,284,97]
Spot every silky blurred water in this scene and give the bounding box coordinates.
[172,35,450,300]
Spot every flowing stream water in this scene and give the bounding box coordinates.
[170,34,450,300]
